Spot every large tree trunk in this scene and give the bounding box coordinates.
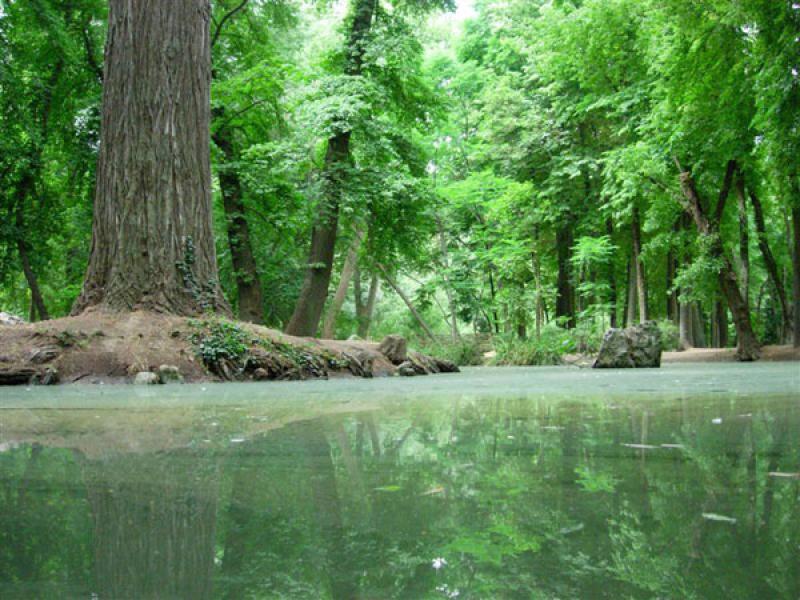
[735,174,750,312]
[793,203,800,348]
[555,224,576,328]
[213,120,264,324]
[606,218,618,328]
[285,0,376,337]
[678,163,760,360]
[625,257,637,327]
[749,186,791,340]
[321,228,364,339]
[679,298,693,349]
[631,205,648,322]
[73,0,227,316]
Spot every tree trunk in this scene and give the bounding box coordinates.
[626,257,637,327]
[606,218,618,328]
[377,264,436,342]
[793,203,800,347]
[555,224,576,328]
[678,164,760,360]
[711,301,728,348]
[73,0,227,316]
[321,228,363,339]
[631,205,648,322]
[679,298,693,349]
[735,174,750,312]
[436,214,461,343]
[285,0,376,337]
[14,181,50,321]
[213,120,263,323]
[691,303,707,348]
[749,186,791,340]
[354,266,379,339]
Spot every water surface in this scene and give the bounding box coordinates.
[1,363,798,598]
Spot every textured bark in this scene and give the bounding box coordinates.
[625,258,637,327]
[213,119,263,323]
[285,0,377,337]
[735,174,750,311]
[712,301,729,348]
[678,164,759,360]
[631,205,648,323]
[73,0,227,316]
[749,186,791,339]
[691,303,707,348]
[555,224,576,328]
[321,228,363,339]
[378,264,436,342]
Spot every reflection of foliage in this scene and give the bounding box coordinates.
[575,465,618,493]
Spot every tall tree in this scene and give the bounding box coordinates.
[73,0,228,315]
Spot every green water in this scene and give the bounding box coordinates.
[0,363,798,599]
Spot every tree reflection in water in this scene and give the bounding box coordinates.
[0,392,798,599]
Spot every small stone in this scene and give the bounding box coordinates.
[378,334,408,364]
[396,361,416,376]
[134,371,159,385]
[157,364,183,384]
[29,346,60,364]
[253,368,269,381]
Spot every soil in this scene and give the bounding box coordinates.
[0,309,457,385]
[662,345,800,363]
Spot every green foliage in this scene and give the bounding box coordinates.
[188,318,252,367]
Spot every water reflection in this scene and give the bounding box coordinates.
[0,390,798,598]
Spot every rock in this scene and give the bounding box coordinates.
[378,335,408,364]
[32,367,59,385]
[0,312,25,326]
[133,371,159,385]
[157,364,183,384]
[29,346,60,364]
[253,367,270,381]
[593,321,662,369]
[343,350,374,378]
[396,361,416,376]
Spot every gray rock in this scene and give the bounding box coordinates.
[0,312,25,326]
[396,361,416,376]
[29,346,60,364]
[157,364,184,384]
[378,335,408,364]
[134,371,159,385]
[593,321,662,369]
[253,367,270,381]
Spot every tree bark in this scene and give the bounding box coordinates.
[436,214,461,343]
[735,173,750,312]
[631,205,648,322]
[285,0,377,336]
[73,0,228,316]
[555,224,576,328]
[606,218,618,328]
[14,179,50,321]
[679,298,693,349]
[678,163,760,360]
[377,264,436,342]
[748,186,791,340]
[213,119,263,323]
[321,228,364,339]
[691,302,707,348]
[625,257,637,327]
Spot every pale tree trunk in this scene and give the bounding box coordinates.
[377,264,436,342]
[679,299,693,349]
[735,173,750,312]
[354,267,379,339]
[631,205,648,323]
[73,0,228,316]
[321,228,364,339]
[285,0,377,336]
[626,258,637,327]
[436,214,461,342]
[677,162,760,360]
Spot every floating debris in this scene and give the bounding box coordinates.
[622,443,659,450]
[230,437,245,443]
[422,486,445,496]
[702,513,737,524]
[660,444,685,449]
[559,523,585,535]
[768,472,800,479]
[711,418,722,424]
[541,426,565,431]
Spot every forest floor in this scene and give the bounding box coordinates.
[0,310,457,385]
[662,345,800,363]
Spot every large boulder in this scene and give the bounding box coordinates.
[0,312,25,326]
[593,321,662,369]
[378,335,408,365]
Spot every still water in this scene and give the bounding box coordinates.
[0,363,798,599]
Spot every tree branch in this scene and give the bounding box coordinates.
[211,0,249,48]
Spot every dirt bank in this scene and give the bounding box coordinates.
[0,310,458,385]
[662,345,800,363]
